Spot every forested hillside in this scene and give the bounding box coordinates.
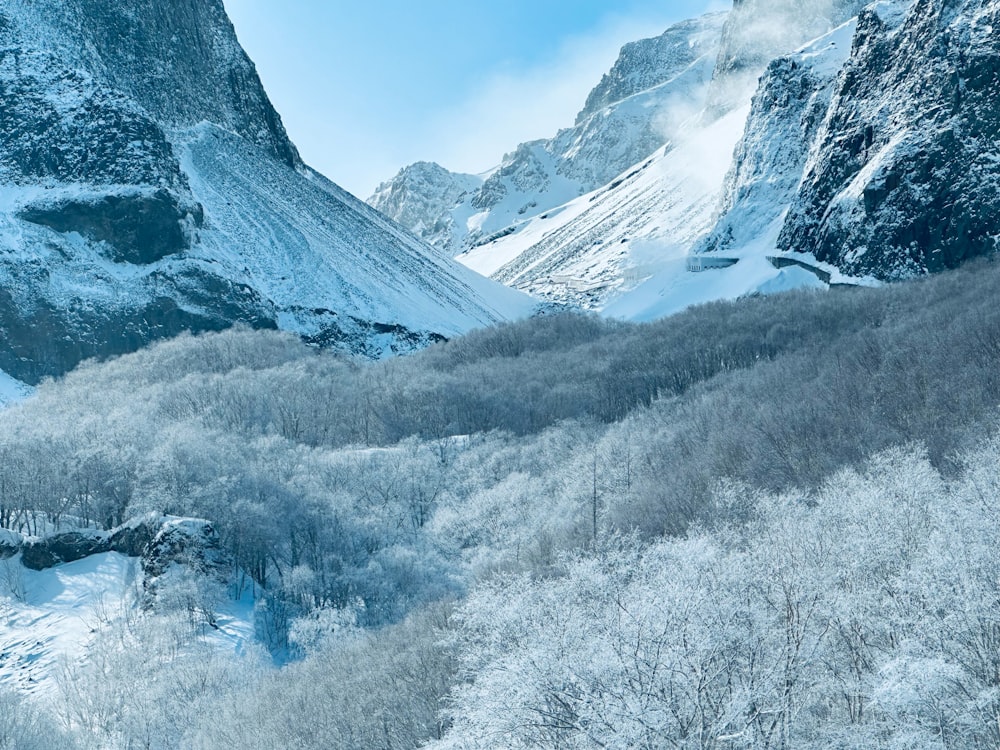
[4,258,1000,746]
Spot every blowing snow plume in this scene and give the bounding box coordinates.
[706,0,866,115]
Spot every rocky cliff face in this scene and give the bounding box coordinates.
[369,162,484,257]
[7,0,299,166]
[578,16,724,122]
[369,13,727,256]
[778,0,1000,278]
[0,0,532,382]
[701,19,858,256]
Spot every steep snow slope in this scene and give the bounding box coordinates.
[0,0,534,383]
[606,21,869,322]
[370,13,727,256]
[379,3,881,315]
[0,371,32,406]
[458,106,750,309]
[469,17,871,319]
[179,125,534,349]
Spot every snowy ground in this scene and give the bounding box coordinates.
[0,553,255,698]
[0,370,32,406]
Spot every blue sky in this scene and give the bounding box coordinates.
[224,1,722,197]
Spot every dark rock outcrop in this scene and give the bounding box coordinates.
[3,515,230,578]
[107,514,165,558]
[141,518,228,580]
[0,530,21,560]
[19,190,202,264]
[778,0,1000,278]
[701,20,856,255]
[20,530,112,570]
[14,0,300,167]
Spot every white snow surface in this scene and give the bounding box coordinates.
[458,105,751,310]
[0,551,254,698]
[0,369,33,406]
[0,553,137,696]
[177,124,537,339]
[606,20,872,321]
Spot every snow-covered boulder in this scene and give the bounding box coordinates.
[0,529,21,559]
[20,529,112,570]
[107,513,169,558]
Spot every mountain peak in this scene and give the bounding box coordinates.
[576,12,728,124]
[4,0,299,166]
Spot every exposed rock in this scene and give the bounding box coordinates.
[19,189,202,264]
[701,20,857,255]
[0,529,21,560]
[368,163,482,257]
[578,15,728,122]
[0,269,277,384]
[778,0,1000,279]
[20,530,112,571]
[107,514,166,557]
[11,0,300,167]
[141,518,228,580]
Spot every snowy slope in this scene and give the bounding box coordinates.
[0,552,252,697]
[606,21,871,321]
[379,4,882,316]
[0,553,139,696]
[178,125,535,345]
[0,370,33,406]
[458,106,750,309]
[0,520,256,699]
[458,12,890,318]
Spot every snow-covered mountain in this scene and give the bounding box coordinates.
[371,5,880,313]
[0,0,533,384]
[456,4,871,312]
[369,13,728,258]
[373,0,1000,319]
[704,0,865,114]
